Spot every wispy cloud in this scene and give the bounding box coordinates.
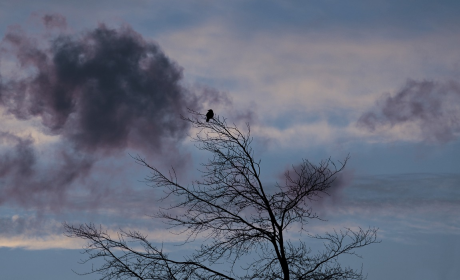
[0,132,93,210]
[157,21,460,150]
[327,173,460,241]
[358,79,460,144]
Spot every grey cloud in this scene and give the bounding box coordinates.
[0,14,234,212]
[0,132,93,211]
[0,132,36,180]
[0,14,233,156]
[41,13,67,30]
[277,161,354,214]
[190,84,257,124]
[1,21,192,153]
[357,79,460,143]
[334,173,460,236]
[0,214,61,237]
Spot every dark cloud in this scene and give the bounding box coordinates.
[0,130,159,213]
[0,14,232,212]
[0,132,93,211]
[357,79,460,143]
[0,132,36,180]
[277,161,354,215]
[41,13,67,30]
[1,21,196,153]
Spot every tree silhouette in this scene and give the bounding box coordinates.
[64,110,378,280]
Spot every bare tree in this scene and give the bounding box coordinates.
[65,110,378,280]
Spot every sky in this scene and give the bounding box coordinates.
[0,1,459,279]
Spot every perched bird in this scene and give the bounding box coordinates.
[206,109,214,122]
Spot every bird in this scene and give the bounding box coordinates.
[206,109,214,122]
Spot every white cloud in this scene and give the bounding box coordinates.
[158,22,460,111]
[155,22,460,146]
[0,221,195,250]
[0,234,85,250]
[0,108,59,147]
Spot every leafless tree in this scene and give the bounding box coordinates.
[64,110,378,280]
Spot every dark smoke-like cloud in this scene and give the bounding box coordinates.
[0,132,93,211]
[357,79,460,143]
[0,14,230,211]
[277,162,354,215]
[41,13,67,30]
[1,19,197,153]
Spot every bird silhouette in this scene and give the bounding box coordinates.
[206,109,214,122]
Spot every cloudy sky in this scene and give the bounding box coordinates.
[0,1,459,279]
